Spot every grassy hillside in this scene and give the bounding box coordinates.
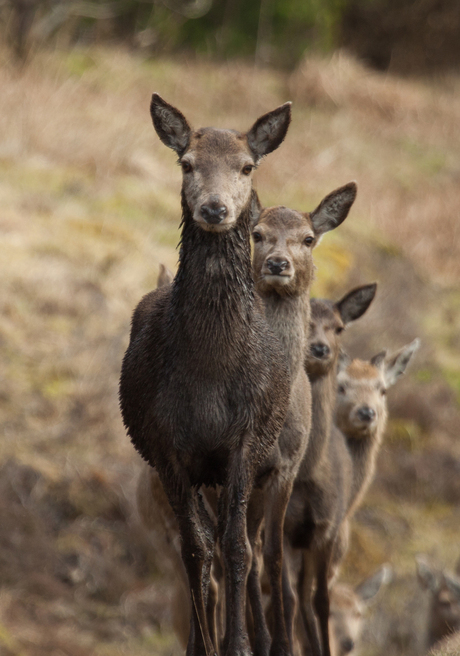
[0,45,459,655]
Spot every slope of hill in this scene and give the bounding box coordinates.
[0,45,459,655]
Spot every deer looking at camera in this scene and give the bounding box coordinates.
[246,183,357,656]
[416,555,460,654]
[119,94,293,656]
[329,565,392,656]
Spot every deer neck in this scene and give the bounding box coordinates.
[343,419,386,514]
[261,291,310,380]
[299,364,336,474]
[169,190,256,364]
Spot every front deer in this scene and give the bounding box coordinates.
[119,95,292,656]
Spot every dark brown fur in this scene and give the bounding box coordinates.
[119,95,292,656]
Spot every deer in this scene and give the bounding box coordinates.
[246,183,358,656]
[284,321,419,656]
[281,284,376,655]
[329,565,392,656]
[119,94,293,656]
[416,555,460,653]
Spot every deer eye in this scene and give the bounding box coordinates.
[304,236,314,246]
[338,384,346,394]
[242,164,254,176]
[381,387,387,395]
[252,231,262,243]
[181,160,192,173]
[335,326,344,335]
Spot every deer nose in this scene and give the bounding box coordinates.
[341,637,355,653]
[357,406,376,422]
[266,258,289,275]
[200,199,228,225]
[310,343,330,359]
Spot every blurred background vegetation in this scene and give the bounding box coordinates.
[1,1,460,655]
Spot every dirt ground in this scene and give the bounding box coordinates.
[1,45,460,655]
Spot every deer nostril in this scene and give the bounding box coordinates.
[200,202,228,224]
[310,343,330,359]
[341,637,355,653]
[357,406,375,422]
[267,259,289,275]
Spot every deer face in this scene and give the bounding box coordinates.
[335,359,387,436]
[149,93,292,233]
[179,129,257,232]
[335,340,419,438]
[307,284,377,379]
[307,300,345,377]
[330,584,364,656]
[252,207,316,296]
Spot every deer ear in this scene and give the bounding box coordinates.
[337,349,351,373]
[384,338,420,387]
[157,263,174,289]
[416,555,440,593]
[445,573,460,601]
[246,102,292,162]
[310,182,357,239]
[370,350,387,369]
[150,93,191,156]
[336,283,377,325]
[249,190,263,228]
[356,564,392,603]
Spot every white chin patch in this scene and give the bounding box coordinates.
[263,274,292,286]
[193,214,236,232]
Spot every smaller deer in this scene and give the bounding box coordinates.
[247,183,358,655]
[283,285,377,656]
[416,555,460,653]
[284,337,419,656]
[329,565,392,656]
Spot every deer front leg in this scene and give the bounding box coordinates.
[282,553,300,656]
[263,477,294,656]
[160,468,217,656]
[220,448,255,656]
[247,488,271,656]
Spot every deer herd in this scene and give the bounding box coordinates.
[118,97,458,656]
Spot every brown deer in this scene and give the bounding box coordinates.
[416,555,460,653]
[284,334,419,656]
[282,283,376,656]
[247,184,358,656]
[329,565,392,656]
[119,94,293,656]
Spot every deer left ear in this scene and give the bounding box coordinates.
[246,102,292,162]
[384,338,420,387]
[356,564,392,603]
[310,182,357,239]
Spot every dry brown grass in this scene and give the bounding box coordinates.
[0,44,459,655]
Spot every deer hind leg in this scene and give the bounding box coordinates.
[159,467,217,656]
[220,447,256,656]
[282,554,300,656]
[297,551,322,656]
[263,477,295,656]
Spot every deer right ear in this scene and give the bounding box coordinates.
[336,283,377,325]
[246,102,292,162]
[157,263,174,289]
[249,190,263,228]
[310,182,357,239]
[370,350,387,369]
[150,93,191,156]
